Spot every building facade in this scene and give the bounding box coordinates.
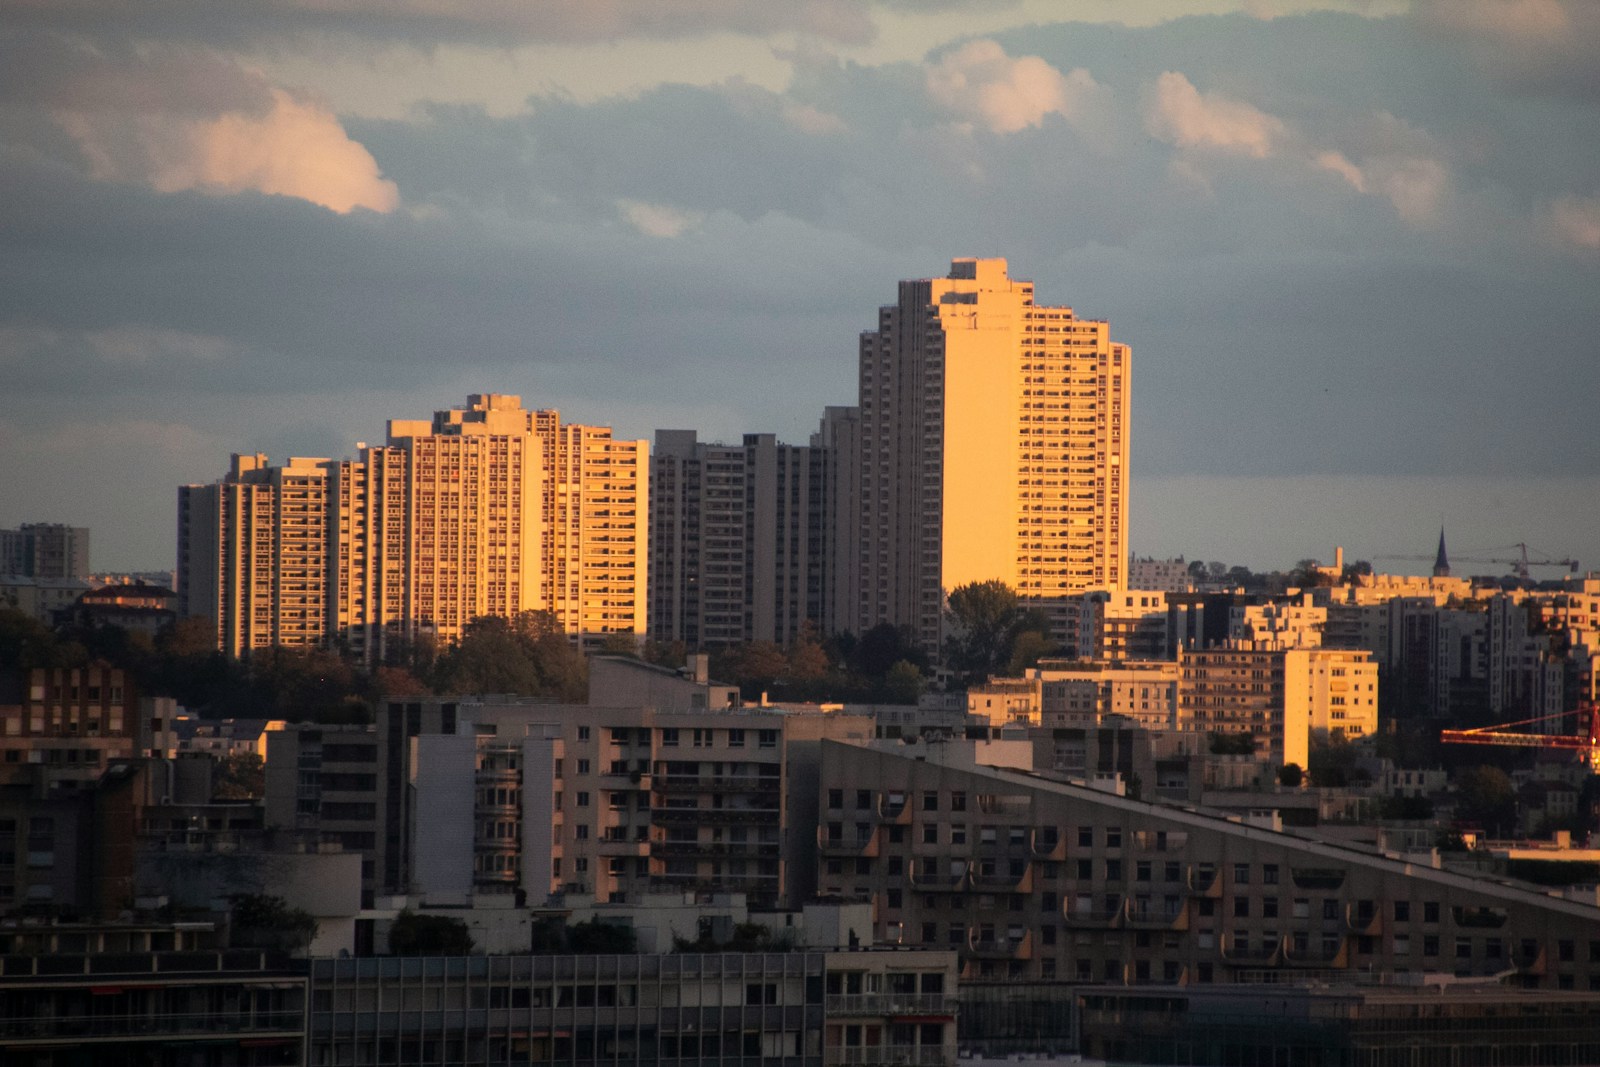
[818,741,1600,990]
[855,258,1129,652]
[0,523,90,581]
[178,395,647,659]
[649,430,830,648]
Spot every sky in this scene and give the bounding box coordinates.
[1,0,1597,577]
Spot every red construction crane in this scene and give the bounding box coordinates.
[1440,703,1600,770]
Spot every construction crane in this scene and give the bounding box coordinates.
[1375,542,1579,581]
[1440,704,1600,771]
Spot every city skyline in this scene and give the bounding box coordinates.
[2,1,1597,574]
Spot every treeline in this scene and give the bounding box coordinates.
[0,606,587,723]
[0,577,1070,721]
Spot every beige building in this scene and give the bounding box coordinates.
[1179,645,1378,767]
[179,394,647,658]
[1035,659,1182,730]
[1230,593,1327,650]
[819,740,1600,988]
[855,258,1129,652]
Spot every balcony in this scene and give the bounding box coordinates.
[1185,865,1222,897]
[1220,937,1283,966]
[596,836,651,857]
[651,806,779,825]
[0,1009,304,1046]
[1029,827,1066,861]
[968,862,1033,894]
[1344,904,1382,936]
[1290,867,1345,891]
[654,774,779,795]
[819,826,880,857]
[967,928,1033,960]
[825,1047,952,1067]
[1061,897,1125,928]
[825,993,953,1018]
[1281,936,1350,969]
[909,863,968,892]
[1125,901,1189,931]
[877,794,912,824]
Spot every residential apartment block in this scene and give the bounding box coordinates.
[818,741,1600,989]
[178,394,647,659]
[0,523,90,581]
[855,258,1128,653]
[649,429,831,647]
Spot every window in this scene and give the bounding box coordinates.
[1424,935,1439,957]
[575,825,589,840]
[1233,898,1250,919]
[758,730,778,748]
[576,759,590,775]
[856,790,871,810]
[827,789,843,809]
[1323,899,1339,921]
[576,792,590,807]
[1135,861,1152,882]
[1233,863,1250,885]
[1164,861,1181,882]
[1456,937,1472,959]
[728,729,745,748]
[1105,827,1122,848]
[1078,826,1094,848]
[662,728,679,747]
[1105,859,1122,881]
[578,726,591,742]
[922,791,939,811]
[951,824,966,846]
[1262,897,1278,919]
[1393,900,1410,922]
[922,825,938,845]
[950,792,967,812]
[1293,899,1309,919]
[1262,864,1279,885]
[1424,901,1440,923]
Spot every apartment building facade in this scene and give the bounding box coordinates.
[855,258,1129,653]
[649,429,830,647]
[178,395,647,660]
[818,741,1600,990]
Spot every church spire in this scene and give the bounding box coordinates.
[1432,527,1451,578]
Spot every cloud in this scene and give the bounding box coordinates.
[1411,0,1600,99]
[0,0,884,48]
[58,87,399,214]
[1413,0,1569,41]
[925,39,1109,135]
[617,199,704,238]
[1311,113,1452,226]
[781,102,847,136]
[1544,194,1600,250]
[1144,71,1284,158]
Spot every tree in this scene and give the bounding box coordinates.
[430,612,587,702]
[944,580,1020,677]
[214,753,265,800]
[1005,629,1053,675]
[1209,731,1256,756]
[851,624,925,677]
[388,910,474,956]
[1278,763,1304,788]
[229,894,317,955]
[881,660,925,704]
[1455,765,1517,835]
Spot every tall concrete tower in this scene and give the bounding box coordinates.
[855,258,1129,652]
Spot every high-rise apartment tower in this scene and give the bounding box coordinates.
[855,258,1129,651]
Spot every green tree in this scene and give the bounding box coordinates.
[431,612,587,701]
[881,660,925,704]
[1278,763,1304,788]
[944,580,1021,678]
[850,624,926,677]
[1455,765,1517,835]
[214,752,265,800]
[388,911,474,956]
[568,918,638,954]
[229,894,317,955]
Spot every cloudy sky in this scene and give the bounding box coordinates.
[2,0,1597,576]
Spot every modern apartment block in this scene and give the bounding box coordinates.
[649,429,830,647]
[178,394,647,659]
[0,664,177,786]
[1178,646,1378,766]
[305,950,958,1067]
[855,258,1129,652]
[818,740,1600,989]
[263,724,382,907]
[0,523,90,580]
